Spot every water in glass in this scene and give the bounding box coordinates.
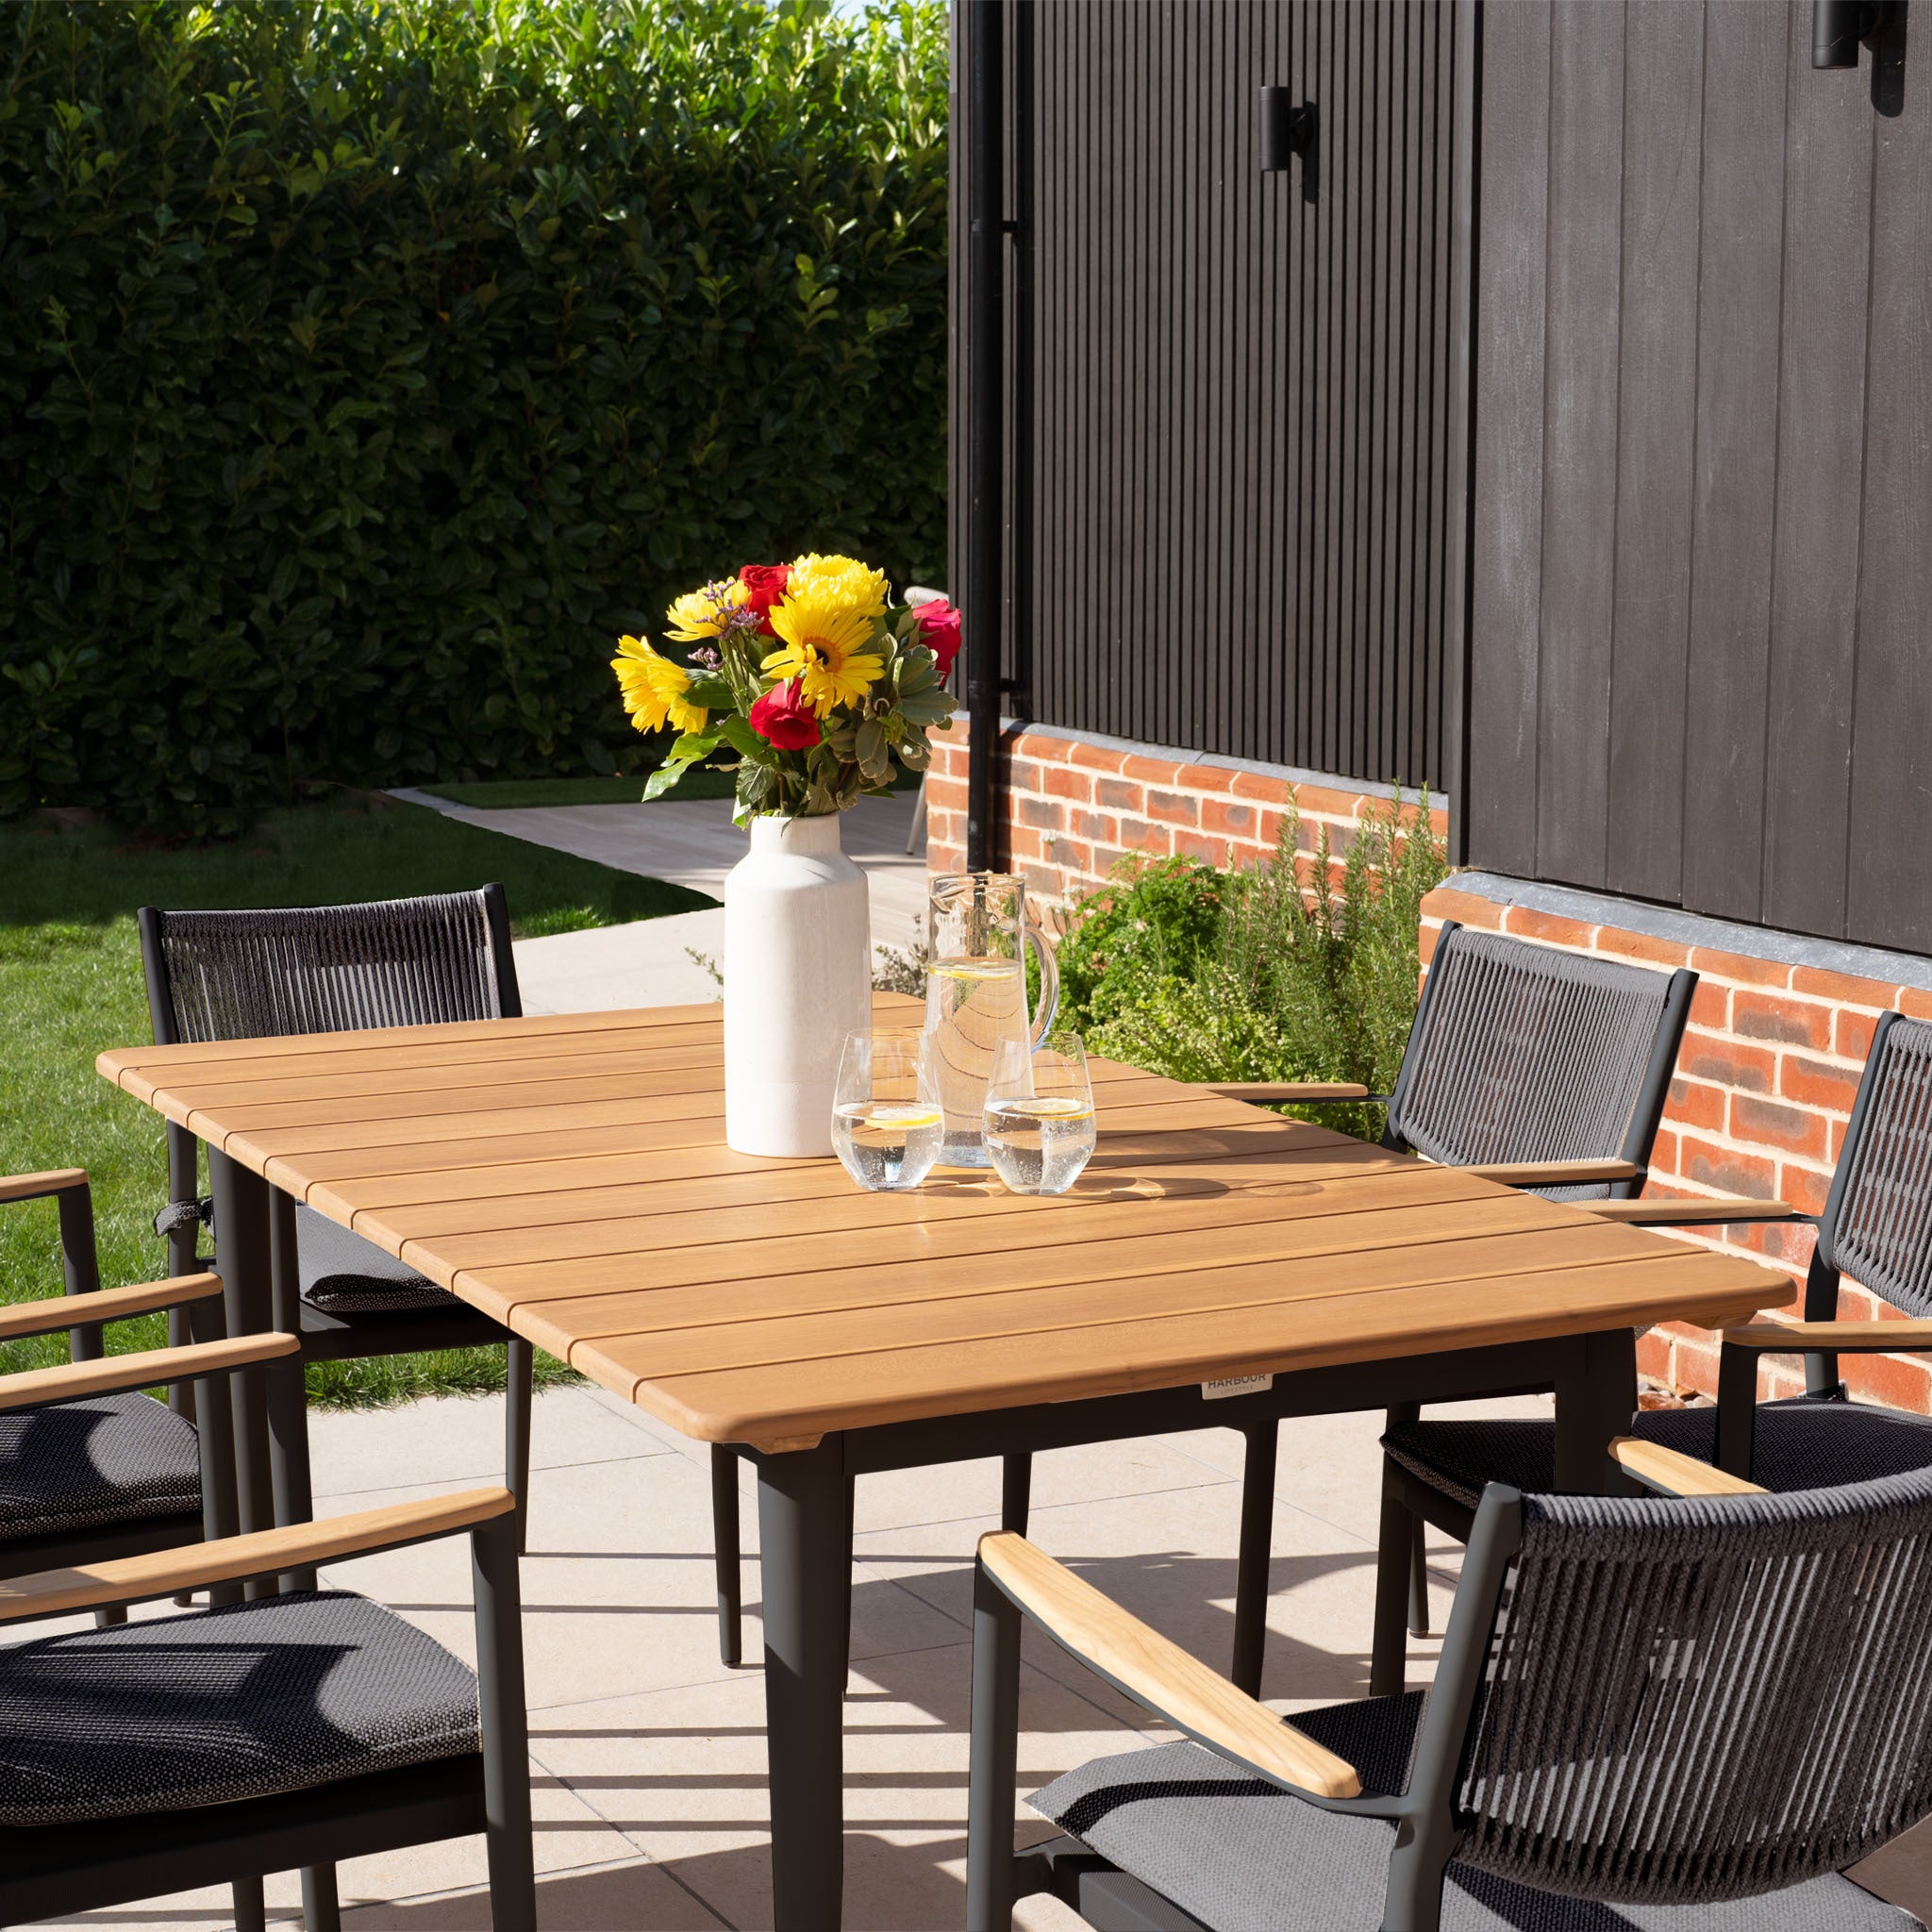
[984,1034,1096,1196]
[832,1031,943,1191]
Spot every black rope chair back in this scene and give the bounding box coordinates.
[1388,924,1692,1199]
[141,888,521,1044]
[1442,1471,1932,1906]
[1820,1013,1932,1321]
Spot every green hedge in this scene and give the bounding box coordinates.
[0,0,948,833]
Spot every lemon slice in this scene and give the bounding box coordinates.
[993,1097,1093,1121]
[841,1103,943,1128]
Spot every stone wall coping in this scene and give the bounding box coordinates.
[991,719,1448,810]
[1446,871,1932,995]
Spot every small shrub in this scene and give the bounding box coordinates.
[1063,792,1448,1141]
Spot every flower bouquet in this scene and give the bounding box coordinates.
[609,553,960,1158]
[611,553,959,822]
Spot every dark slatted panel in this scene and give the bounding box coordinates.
[954,0,1464,791]
[1467,0,1932,958]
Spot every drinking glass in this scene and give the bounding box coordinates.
[831,1030,944,1191]
[983,1032,1097,1195]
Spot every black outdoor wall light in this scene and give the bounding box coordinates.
[1258,86,1316,171]
[1812,0,1897,67]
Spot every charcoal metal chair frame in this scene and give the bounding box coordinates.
[1375,1007,1932,1696]
[966,1440,1932,1932]
[138,889,536,1549]
[0,1167,242,1596]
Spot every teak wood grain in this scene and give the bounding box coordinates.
[99,1001,1793,1453]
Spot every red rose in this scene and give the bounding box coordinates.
[750,677,821,751]
[914,599,962,679]
[738,563,791,636]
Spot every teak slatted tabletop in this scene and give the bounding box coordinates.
[98,995,1791,1929]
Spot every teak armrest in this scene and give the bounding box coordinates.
[0,1332,298,1413]
[0,1169,88,1206]
[977,1531,1359,1799]
[0,1273,223,1344]
[0,1487,516,1624]
[1205,1081,1374,1104]
[1461,1158,1643,1188]
[1609,1437,1766,1499]
[1582,1197,1802,1226]
[1724,1321,1932,1353]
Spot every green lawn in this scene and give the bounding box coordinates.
[0,791,713,1406]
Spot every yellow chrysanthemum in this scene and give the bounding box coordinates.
[612,634,708,736]
[761,589,885,716]
[786,552,890,620]
[662,580,747,644]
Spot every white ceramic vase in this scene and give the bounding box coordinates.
[724,812,872,1157]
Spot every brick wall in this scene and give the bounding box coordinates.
[1421,881,1932,1416]
[924,716,1447,910]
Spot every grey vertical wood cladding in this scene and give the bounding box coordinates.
[951,0,1467,794]
[1467,0,1932,958]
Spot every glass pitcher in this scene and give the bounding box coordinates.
[924,873,1059,1167]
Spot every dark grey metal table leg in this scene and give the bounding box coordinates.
[1370,1468,1417,1698]
[506,1334,535,1556]
[965,1557,1023,1932]
[712,1445,743,1668]
[1230,1421,1276,1697]
[207,1151,275,1586]
[1553,1328,1641,1496]
[267,1188,317,1588]
[1000,1453,1031,1534]
[758,1436,848,1931]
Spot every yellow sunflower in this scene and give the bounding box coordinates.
[662,579,747,644]
[786,552,890,619]
[762,588,885,716]
[612,634,708,736]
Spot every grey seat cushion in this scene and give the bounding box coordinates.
[0,1591,478,1824]
[0,1392,200,1541]
[296,1204,460,1314]
[1032,1736,1922,1930]
[1385,1398,1932,1510]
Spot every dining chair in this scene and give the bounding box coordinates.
[965,1441,1932,1932]
[0,1456,535,1932]
[1374,1006,1932,1694]
[138,889,537,1548]
[0,1165,243,1612]
[1206,921,1696,1692]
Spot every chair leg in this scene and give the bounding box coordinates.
[231,1874,267,1932]
[711,1444,743,1668]
[1230,1421,1276,1698]
[1407,1510,1431,1638]
[301,1863,341,1932]
[475,1513,537,1932]
[93,1603,129,1629]
[1372,1469,1417,1699]
[505,1336,534,1557]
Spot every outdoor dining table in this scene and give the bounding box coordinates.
[97,993,1791,1930]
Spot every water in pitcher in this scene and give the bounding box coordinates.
[926,955,1029,1166]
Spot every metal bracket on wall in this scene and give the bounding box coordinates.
[1258,87,1316,173]
[1811,0,1898,67]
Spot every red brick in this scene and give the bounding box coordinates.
[1145,790,1199,827]
[1735,1221,1811,1271]
[1095,777,1143,813]
[1121,821,1170,855]
[1015,793,1063,834]
[1090,847,1126,876]
[1067,741,1127,775]
[1665,1077,1726,1132]
[1173,828,1234,865]
[1041,764,1091,804]
[924,775,967,811]
[1005,824,1044,859]
[1503,907,1596,950]
[1122,754,1182,784]
[1299,780,1365,821]
[1789,964,1895,1008]
[1201,797,1258,839]
[1018,861,1061,903]
[1690,982,1730,1029]
[1732,990,1832,1051]
[1046,835,1091,873]
[1256,809,1291,851]
[1015,731,1072,764]
[1900,987,1932,1023]
[1779,1161,1832,1217]
[1669,1331,1724,1393]
[1731,1093,1829,1159]
[1596,930,1691,970]
[1174,763,1239,794]
[1680,1136,1776,1199]
[1230,770,1295,805]
[1779,1054,1862,1115]
[1068,809,1118,843]
[1419,925,1441,969]
[1838,1008,1880,1060]
[1635,1328,1674,1385]
[1002,758,1043,795]
[1831,1116,1850,1160]
[1649,1127,1680,1174]
[1677,1030,1776,1094]
[1843,1350,1932,1413]
[1692,947,1790,989]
